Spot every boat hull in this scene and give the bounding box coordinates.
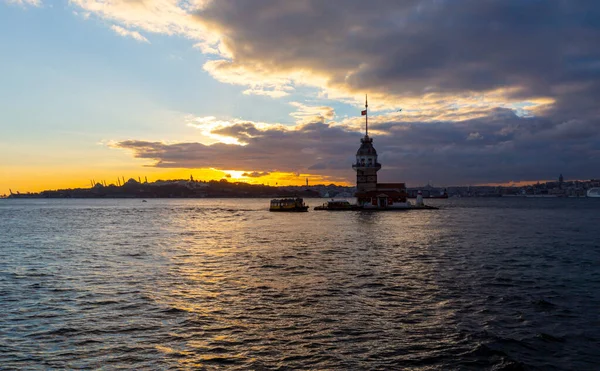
[314,201,439,211]
[314,206,362,211]
[269,206,309,212]
[360,207,411,211]
[314,199,361,211]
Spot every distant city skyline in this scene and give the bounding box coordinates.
[1,1,599,194]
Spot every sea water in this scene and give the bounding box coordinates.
[1,198,599,369]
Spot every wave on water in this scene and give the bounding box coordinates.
[1,198,599,369]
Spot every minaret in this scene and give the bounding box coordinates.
[352,95,381,197]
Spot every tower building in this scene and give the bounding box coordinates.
[352,95,408,208]
[352,96,381,192]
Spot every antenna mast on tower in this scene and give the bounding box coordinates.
[365,94,368,136]
[361,94,369,136]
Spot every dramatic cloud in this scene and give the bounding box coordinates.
[186,115,285,145]
[71,1,600,114]
[113,108,600,185]
[74,0,600,183]
[114,118,358,175]
[191,0,599,109]
[110,25,150,43]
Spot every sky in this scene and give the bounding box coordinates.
[1,0,599,195]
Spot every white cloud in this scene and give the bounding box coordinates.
[289,102,335,124]
[202,60,298,99]
[71,0,216,41]
[110,25,150,43]
[242,88,289,98]
[466,132,483,141]
[5,0,42,6]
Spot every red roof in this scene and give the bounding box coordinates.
[376,183,406,190]
[356,190,406,198]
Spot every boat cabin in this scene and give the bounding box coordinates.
[269,198,309,212]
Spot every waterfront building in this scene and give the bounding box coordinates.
[352,96,408,208]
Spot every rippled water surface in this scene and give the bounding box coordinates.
[1,198,599,370]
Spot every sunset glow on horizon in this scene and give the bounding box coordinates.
[1,167,350,195]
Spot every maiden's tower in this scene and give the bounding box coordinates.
[352,96,409,209]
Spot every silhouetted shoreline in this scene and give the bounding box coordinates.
[4,179,340,199]
[4,177,599,199]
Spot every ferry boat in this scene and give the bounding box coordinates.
[587,187,600,198]
[269,198,309,212]
[314,199,361,211]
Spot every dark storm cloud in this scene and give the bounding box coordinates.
[190,0,600,182]
[242,171,271,178]
[116,110,600,185]
[115,121,359,173]
[367,113,600,184]
[211,122,263,142]
[197,1,600,102]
